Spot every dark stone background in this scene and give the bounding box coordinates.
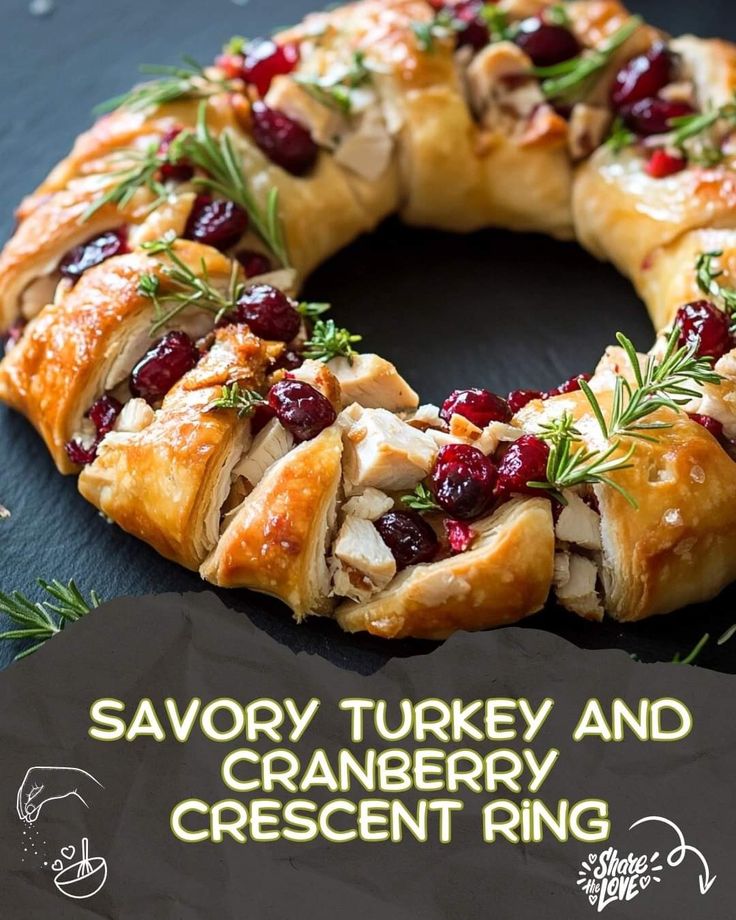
[1,0,735,671]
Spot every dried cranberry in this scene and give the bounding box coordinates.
[688,413,725,443]
[515,18,581,67]
[236,249,272,278]
[87,394,122,437]
[272,348,304,372]
[621,98,694,137]
[267,379,336,441]
[674,301,732,360]
[234,284,301,342]
[251,402,277,435]
[508,389,543,414]
[440,388,510,428]
[452,1,490,51]
[1,319,26,355]
[495,435,550,498]
[251,101,318,176]
[443,518,476,554]
[430,443,497,520]
[157,127,194,183]
[64,439,98,466]
[646,149,687,178]
[374,510,439,570]
[183,195,249,252]
[544,373,591,399]
[59,229,128,281]
[241,39,300,96]
[129,331,199,403]
[611,44,674,110]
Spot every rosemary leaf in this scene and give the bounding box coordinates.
[206,382,267,418]
[303,318,362,363]
[401,482,441,513]
[672,632,709,665]
[606,116,636,154]
[83,143,169,221]
[294,51,370,115]
[296,301,332,319]
[696,250,736,330]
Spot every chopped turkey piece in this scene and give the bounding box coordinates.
[568,104,612,160]
[342,487,394,521]
[406,404,444,430]
[114,398,155,434]
[266,76,348,148]
[477,421,522,455]
[330,515,397,602]
[20,273,58,319]
[290,359,342,409]
[339,405,438,493]
[232,418,294,487]
[334,106,394,181]
[553,551,570,587]
[555,491,602,551]
[449,414,483,442]
[252,268,298,295]
[466,42,541,127]
[328,353,418,411]
[556,554,604,622]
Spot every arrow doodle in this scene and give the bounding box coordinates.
[629,816,716,895]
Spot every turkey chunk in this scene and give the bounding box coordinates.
[466,41,542,126]
[331,516,397,603]
[266,76,348,148]
[340,405,437,493]
[232,418,294,488]
[328,353,418,411]
[290,359,342,410]
[342,487,394,520]
[555,491,602,551]
[555,553,604,622]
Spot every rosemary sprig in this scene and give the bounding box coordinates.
[296,301,332,319]
[606,116,636,154]
[206,382,267,417]
[533,16,641,102]
[171,104,290,267]
[303,318,362,363]
[669,94,736,149]
[529,412,637,506]
[83,142,169,221]
[140,234,242,335]
[672,632,710,665]
[94,57,235,115]
[696,250,736,330]
[0,579,101,662]
[401,482,441,513]
[579,328,721,442]
[294,51,371,114]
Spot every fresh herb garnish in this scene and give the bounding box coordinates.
[533,16,641,102]
[296,301,332,319]
[139,233,242,335]
[206,382,267,417]
[411,9,459,52]
[295,51,370,114]
[479,4,516,42]
[606,116,636,154]
[303,318,362,362]
[669,94,736,149]
[171,104,290,267]
[696,250,736,331]
[401,482,441,513]
[0,579,101,662]
[672,632,710,665]
[83,142,170,222]
[94,56,236,115]
[546,3,571,28]
[718,623,736,646]
[529,411,637,505]
[579,328,721,442]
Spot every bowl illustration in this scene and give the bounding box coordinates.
[53,838,107,900]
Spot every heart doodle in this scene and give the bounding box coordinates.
[51,859,63,872]
[588,894,598,906]
[60,846,75,861]
[588,854,598,864]
[640,875,651,889]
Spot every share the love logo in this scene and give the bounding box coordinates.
[577,816,716,912]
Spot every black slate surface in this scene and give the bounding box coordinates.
[1,0,735,672]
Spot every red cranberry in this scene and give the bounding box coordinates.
[234,284,301,342]
[236,249,272,278]
[495,435,550,498]
[544,373,591,399]
[443,518,475,554]
[87,394,122,437]
[674,300,732,360]
[251,402,277,435]
[507,389,543,414]
[440,388,510,428]
[64,439,98,466]
[157,127,194,182]
[272,348,304,372]
[515,17,581,67]
[184,195,249,252]
[242,39,300,96]
[129,331,199,403]
[646,149,687,178]
[1,319,26,355]
[267,379,336,441]
[452,1,490,51]
[611,44,673,110]
[251,102,318,176]
[215,53,247,80]
[59,229,128,280]
[430,443,497,520]
[688,413,725,443]
[621,98,694,137]
[374,510,439,570]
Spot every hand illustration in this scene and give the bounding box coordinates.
[16,766,103,824]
